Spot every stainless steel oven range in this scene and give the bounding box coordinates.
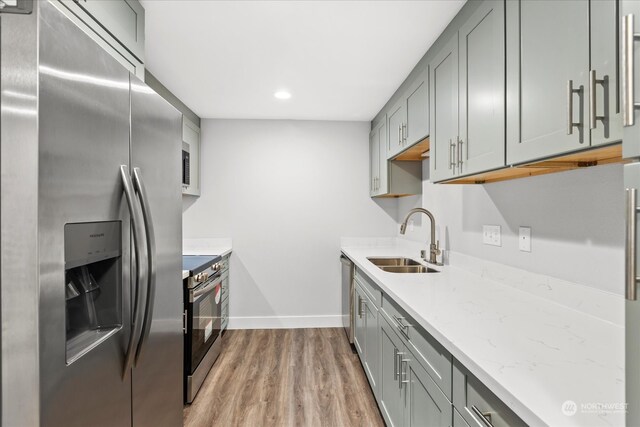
[182,255,223,403]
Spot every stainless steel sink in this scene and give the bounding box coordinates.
[367,257,439,273]
[379,265,439,274]
[367,257,422,267]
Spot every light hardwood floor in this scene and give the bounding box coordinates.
[184,328,385,427]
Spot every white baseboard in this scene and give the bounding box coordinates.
[227,315,343,330]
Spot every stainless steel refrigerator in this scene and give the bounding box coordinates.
[1,2,183,426]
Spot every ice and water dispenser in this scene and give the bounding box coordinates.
[64,221,122,364]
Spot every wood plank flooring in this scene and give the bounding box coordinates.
[183,328,385,427]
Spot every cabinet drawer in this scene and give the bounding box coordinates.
[453,360,527,427]
[354,269,381,308]
[381,294,452,400]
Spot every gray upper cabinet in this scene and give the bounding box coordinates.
[387,67,430,160]
[590,0,622,147]
[55,0,145,79]
[405,67,430,148]
[369,128,380,197]
[387,100,407,159]
[622,0,640,158]
[430,34,459,182]
[506,0,590,164]
[458,0,505,176]
[72,0,145,62]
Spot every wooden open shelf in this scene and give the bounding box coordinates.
[443,143,625,184]
[393,137,430,161]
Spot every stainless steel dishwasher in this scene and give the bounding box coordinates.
[340,254,355,345]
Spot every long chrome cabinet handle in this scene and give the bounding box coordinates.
[398,125,402,146]
[589,70,605,129]
[396,351,405,389]
[627,188,640,300]
[623,14,640,127]
[457,137,463,170]
[120,165,148,378]
[567,80,582,135]
[393,347,399,380]
[132,168,156,363]
[400,358,410,386]
[471,406,495,427]
[449,139,457,172]
[402,123,407,145]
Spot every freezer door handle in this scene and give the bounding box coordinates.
[132,167,156,363]
[120,165,149,378]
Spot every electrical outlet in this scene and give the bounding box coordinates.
[519,226,531,252]
[482,225,501,247]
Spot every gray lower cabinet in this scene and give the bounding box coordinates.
[380,315,406,427]
[354,285,366,357]
[355,284,380,396]
[506,0,590,164]
[453,409,470,427]
[457,0,505,176]
[220,255,230,332]
[380,314,452,427]
[406,350,452,427]
[430,33,459,182]
[622,0,640,158]
[453,360,526,427]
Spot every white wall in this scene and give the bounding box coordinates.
[183,119,398,328]
[398,161,625,295]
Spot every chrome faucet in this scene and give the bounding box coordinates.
[399,208,442,265]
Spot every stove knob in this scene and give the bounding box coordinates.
[204,272,209,281]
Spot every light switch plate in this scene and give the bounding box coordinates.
[519,226,531,252]
[482,225,501,247]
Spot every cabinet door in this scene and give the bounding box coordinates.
[506,0,590,164]
[458,0,505,176]
[71,0,145,62]
[591,0,622,146]
[622,0,640,158]
[387,100,407,159]
[354,287,366,357]
[406,67,430,147]
[405,353,453,427]
[378,120,389,194]
[430,34,459,182]
[363,294,379,395]
[369,129,380,197]
[380,317,404,427]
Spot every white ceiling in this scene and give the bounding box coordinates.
[141,0,466,121]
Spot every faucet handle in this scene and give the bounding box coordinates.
[420,249,428,260]
[435,240,441,255]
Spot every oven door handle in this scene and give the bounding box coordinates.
[132,167,156,364]
[191,278,222,302]
[120,165,148,379]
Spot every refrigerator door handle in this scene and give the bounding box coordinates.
[627,188,640,300]
[132,167,156,363]
[120,165,149,378]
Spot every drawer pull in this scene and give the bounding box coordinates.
[471,405,494,427]
[393,347,399,380]
[392,315,412,337]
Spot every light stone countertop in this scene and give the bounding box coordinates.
[182,238,233,280]
[341,241,624,427]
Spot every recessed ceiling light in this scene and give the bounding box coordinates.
[274,91,291,100]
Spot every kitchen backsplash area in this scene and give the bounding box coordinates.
[397,161,624,295]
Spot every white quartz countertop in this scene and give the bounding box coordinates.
[182,238,233,280]
[341,244,624,427]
